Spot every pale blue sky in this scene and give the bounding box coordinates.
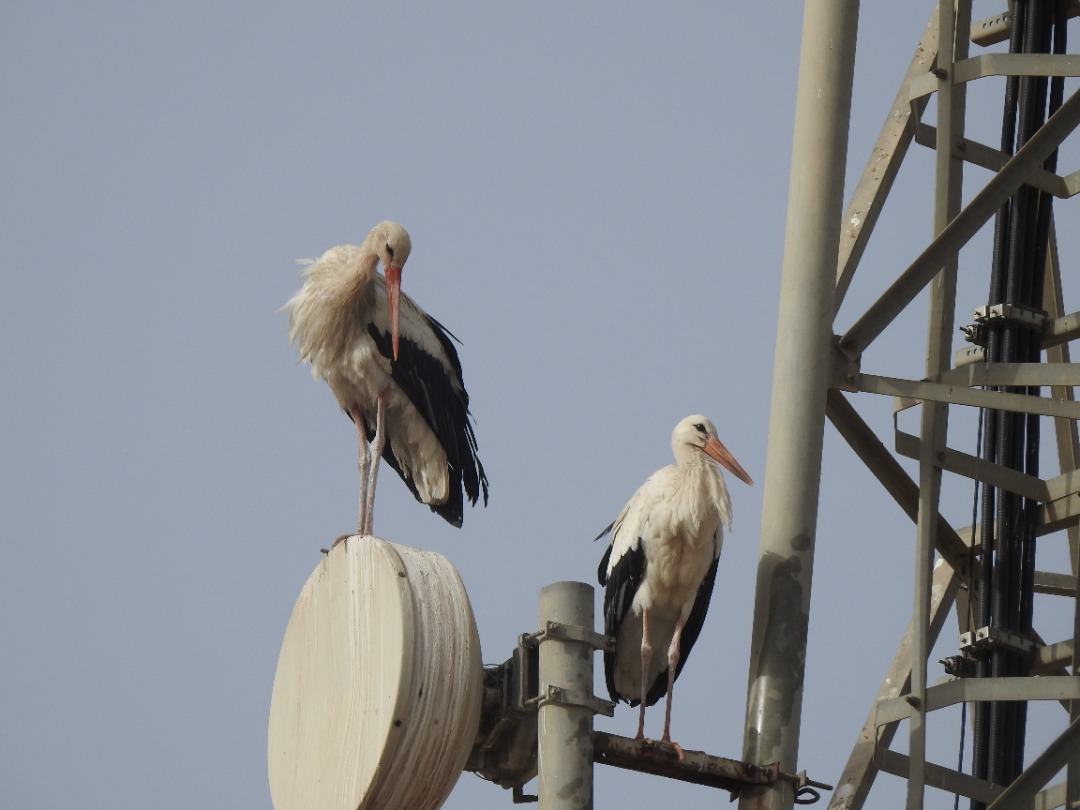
[4,3,1075,808]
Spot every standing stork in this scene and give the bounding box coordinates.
[597,414,752,754]
[285,221,488,538]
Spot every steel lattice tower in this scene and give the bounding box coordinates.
[741,1,1080,808]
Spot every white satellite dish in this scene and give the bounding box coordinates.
[268,535,483,810]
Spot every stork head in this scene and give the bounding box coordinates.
[673,414,754,486]
[364,220,413,360]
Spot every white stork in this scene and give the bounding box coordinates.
[285,221,488,538]
[597,414,752,754]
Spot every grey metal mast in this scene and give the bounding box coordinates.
[738,1,860,807]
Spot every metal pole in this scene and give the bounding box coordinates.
[739,1,859,808]
[537,581,595,810]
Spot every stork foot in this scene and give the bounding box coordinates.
[322,533,354,554]
[659,737,685,760]
[636,736,686,760]
[635,736,684,759]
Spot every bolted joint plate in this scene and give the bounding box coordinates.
[832,335,862,391]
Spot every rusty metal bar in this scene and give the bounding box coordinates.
[593,732,833,804]
[592,732,779,795]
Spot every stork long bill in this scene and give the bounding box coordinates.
[703,438,754,486]
[385,264,402,360]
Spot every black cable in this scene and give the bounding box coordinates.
[957,407,985,810]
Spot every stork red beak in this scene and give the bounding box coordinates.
[703,437,754,486]
[385,264,402,360]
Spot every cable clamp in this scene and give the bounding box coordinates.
[522,620,615,653]
[958,625,1035,656]
[972,302,1048,331]
[537,685,615,717]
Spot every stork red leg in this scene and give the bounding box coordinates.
[661,615,686,758]
[363,391,387,535]
[352,405,370,536]
[637,607,651,741]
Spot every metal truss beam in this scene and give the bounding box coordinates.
[855,372,1080,419]
[874,676,1080,726]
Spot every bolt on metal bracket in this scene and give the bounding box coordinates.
[832,335,862,391]
[785,769,835,805]
[940,654,978,677]
[959,322,987,346]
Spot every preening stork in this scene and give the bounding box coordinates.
[285,221,488,538]
[597,414,752,754]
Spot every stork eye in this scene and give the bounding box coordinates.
[694,423,706,433]
[385,243,395,259]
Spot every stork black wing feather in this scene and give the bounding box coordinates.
[365,317,489,526]
[596,521,615,584]
[599,536,646,704]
